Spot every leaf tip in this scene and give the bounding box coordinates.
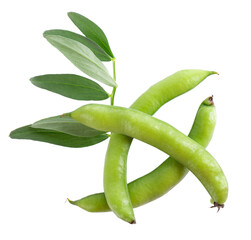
[43,31,54,41]
[9,131,14,139]
[43,30,49,38]
[9,128,19,139]
[67,11,76,19]
[29,76,38,87]
[29,76,35,83]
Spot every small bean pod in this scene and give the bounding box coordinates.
[71,103,228,213]
[68,96,216,212]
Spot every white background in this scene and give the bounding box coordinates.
[1,0,251,239]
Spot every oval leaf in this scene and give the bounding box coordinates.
[9,125,109,148]
[44,34,116,87]
[30,74,109,100]
[68,12,115,58]
[43,29,111,62]
[31,115,106,137]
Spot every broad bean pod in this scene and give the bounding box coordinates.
[69,96,216,212]
[73,69,217,223]
[71,104,228,219]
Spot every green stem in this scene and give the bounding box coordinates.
[110,59,117,106]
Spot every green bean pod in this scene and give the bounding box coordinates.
[75,70,217,223]
[71,103,228,215]
[68,96,216,212]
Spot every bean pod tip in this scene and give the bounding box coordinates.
[210,202,224,212]
[67,198,74,204]
[203,95,215,106]
[130,220,136,224]
[209,95,214,106]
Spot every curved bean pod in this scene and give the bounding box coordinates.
[71,103,228,211]
[75,70,217,223]
[68,96,216,212]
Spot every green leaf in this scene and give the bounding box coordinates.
[30,74,109,100]
[43,29,111,62]
[68,12,115,58]
[44,34,116,87]
[9,125,109,148]
[31,115,105,137]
